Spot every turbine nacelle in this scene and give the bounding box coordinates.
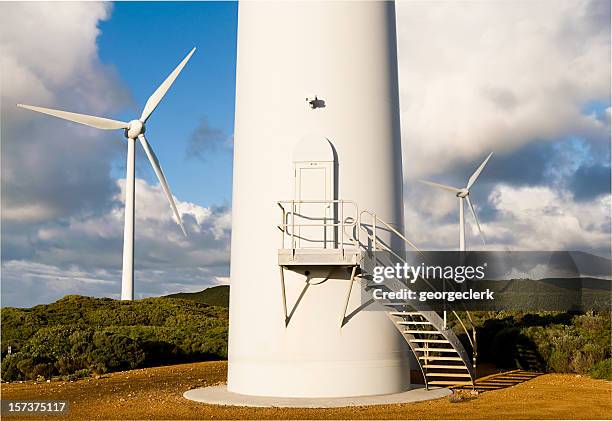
[17,47,197,301]
[419,152,493,249]
[125,120,145,139]
[456,189,469,198]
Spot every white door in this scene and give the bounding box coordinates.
[294,161,334,248]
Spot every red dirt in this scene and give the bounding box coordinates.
[2,361,611,419]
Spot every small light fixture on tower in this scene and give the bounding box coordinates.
[306,94,325,109]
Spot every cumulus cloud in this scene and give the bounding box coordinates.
[0,3,127,116]
[2,1,610,307]
[395,0,610,177]
[405,184,610,255]
[1,261,118,308]
[0,3,231,307]
[397,0,611,255]
[486,185,610,251]
[1,178,231,307]
[1,2,131,225]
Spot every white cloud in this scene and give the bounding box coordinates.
[0,2,126,118]
[397,0,610,255]
[2,178,231,307]
[1,2,131,224]
[214,276,231,286]
[405,184,610,254]
[2,1,610,307]
[396,0,610,177]
[0,260,118,307]
[0,3,232,307]
[486,185,611,251]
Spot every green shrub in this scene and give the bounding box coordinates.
[1,354,23,381]
[16,357,37,379]
[1,294,228,381]
[589,358,612,380]
[475,311,610,375]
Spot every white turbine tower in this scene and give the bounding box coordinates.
[17,48,196,300]
[420,152,493,251]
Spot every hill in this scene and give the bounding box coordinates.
[164,285,229,307]
[1,285,609,383]
[0,295,228,382]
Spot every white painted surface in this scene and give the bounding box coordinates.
[228,1,407,397]
[459,197,465,252]
[293,137,335,248]
[294,163,331,248]
[419,152,491,251]
[121,137,135,301]
[184,384,451,408]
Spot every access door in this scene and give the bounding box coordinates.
[294,160,334,248]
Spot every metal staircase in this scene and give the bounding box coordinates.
[276,199,477,390]
[385,308,474,388]
[359,210,476,390]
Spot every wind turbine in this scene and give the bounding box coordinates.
[17,47,196,301]
[419,152,492,251]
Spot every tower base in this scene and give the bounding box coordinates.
[183,385,451,408]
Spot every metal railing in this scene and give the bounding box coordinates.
[276,198,478,369]
[358,209,478,370]
[277,200,359,251]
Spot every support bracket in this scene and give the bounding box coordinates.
[339,265,358,328]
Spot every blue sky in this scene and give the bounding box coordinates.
[99,1,237,206]
[1,1,610,307]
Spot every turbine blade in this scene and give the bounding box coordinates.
[138,134,187,236]
[466,152,493,190]
[140,47,196,122]
[17,104,129,130]
[418,179,461,193]
[466,196,486,245]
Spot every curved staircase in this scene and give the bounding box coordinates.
[385,307,475,389]
[359,211,477,390]
[277,201,478,390]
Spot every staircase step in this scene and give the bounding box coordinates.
[426,372,472,378]
[409,339,450,344]
[403,330,442,335]
[423,364,469,369]
[397,321,432,325]
[414,347,458,353]
[429,380,473,386]
[476,380,521,385]
[390,311,423,316]
[419,356,463,361]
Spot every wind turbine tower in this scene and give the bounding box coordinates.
[17,49,195,300]
[420,153,492,251]
[228,1,408,398]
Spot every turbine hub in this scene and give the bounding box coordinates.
[457,189,469,198]
[125,120,145,139]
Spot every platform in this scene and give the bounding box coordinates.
[183,384,451,408]
[278,248,363,267]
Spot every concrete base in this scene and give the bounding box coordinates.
[183,385,451,408]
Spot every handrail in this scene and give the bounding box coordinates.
[277,200,359,251]
[276,198,478,369]
[359,210,422,254]
[452,310,474,350]
[358,209,477,370]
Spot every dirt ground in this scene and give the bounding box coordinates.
[1,361,611,420]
